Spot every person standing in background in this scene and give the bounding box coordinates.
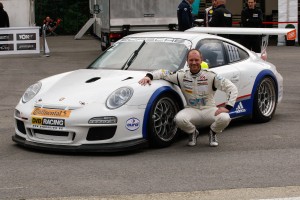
[208,0,232,27]
[177,0,195,31]
[0,2,9,28]
[204,0,217,27]
[241,0,263,52]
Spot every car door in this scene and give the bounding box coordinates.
[196,39,249,107]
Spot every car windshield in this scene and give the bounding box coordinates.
[88,37,191,72]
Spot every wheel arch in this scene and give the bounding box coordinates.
[251,69,279,105]
[142,86,184,139]
[249,69,279,122]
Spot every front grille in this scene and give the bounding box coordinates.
[32,129,69,137]
[86,126,117,141]
[16,119,26,135]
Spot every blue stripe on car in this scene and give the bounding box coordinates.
[230,69,278,119]
[142,86,183,139]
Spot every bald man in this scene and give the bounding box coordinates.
[139,49,238,147]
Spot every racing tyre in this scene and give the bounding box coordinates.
[252,77,277,123]
[148,94,180,148]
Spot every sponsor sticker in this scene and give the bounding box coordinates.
[0,34,13,41]
[235,102,246,113]
[31,108,71,118]
[287,29,296,41]
[0,44,14,51]
[17,33,36,41]
[126,117,140,131]
[32,117,65,127]
[17,43,36,50]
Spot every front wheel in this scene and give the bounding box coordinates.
[252,77,277,123]
[148,94,180,148]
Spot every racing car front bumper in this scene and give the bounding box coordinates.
[12,134,148,153]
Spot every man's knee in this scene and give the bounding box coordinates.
[216,113,231,126]
[174,113,189,128]
[174,111,194,133]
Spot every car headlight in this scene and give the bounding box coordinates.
[106,87,133,109]
[22,82,42,103]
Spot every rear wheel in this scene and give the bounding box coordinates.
[253,77,277,123]
[148,94,180,147]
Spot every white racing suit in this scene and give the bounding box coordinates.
[147,69,238,134]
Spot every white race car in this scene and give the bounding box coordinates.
[13,28,293,152]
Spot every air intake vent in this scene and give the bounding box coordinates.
[86,77,101,83]
[122,77,133,81]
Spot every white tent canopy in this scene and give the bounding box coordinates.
[1,0,35,27]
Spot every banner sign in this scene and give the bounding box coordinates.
[0,27,40,55]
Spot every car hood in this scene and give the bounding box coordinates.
[36,69,146,107]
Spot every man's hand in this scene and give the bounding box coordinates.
[138,76,152,86]
[215,107,229,116]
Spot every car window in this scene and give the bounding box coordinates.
[223,42,249,63]
[196,39,226,68]
[88,38,191,72]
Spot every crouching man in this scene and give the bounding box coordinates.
[139,49,238,147]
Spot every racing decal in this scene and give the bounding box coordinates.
[189,98,206,106]
[215,74,224,81]
[126,117,140,131]
[197,81,208,85]
[199,74,207,81]
[184,89,193,94]
[235,102,246,114]
[32,117,65,127]
[31,107,71,118]
[160,69,172,76]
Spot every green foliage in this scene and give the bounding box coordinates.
[35,0,90,35]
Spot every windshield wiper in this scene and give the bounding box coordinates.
[121,40,146,70]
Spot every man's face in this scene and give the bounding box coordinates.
[188,0,195,4]
[247,0,256,9]
[187,51,202,74]
[212,0,218,8]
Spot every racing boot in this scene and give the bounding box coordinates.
[187,129,199,146]
[209,129,218,147]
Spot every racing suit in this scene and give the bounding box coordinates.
[146,69,238,135]
[177,0,194,31]
[241,7,263,53]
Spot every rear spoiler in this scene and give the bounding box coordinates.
[186,27,296,54]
